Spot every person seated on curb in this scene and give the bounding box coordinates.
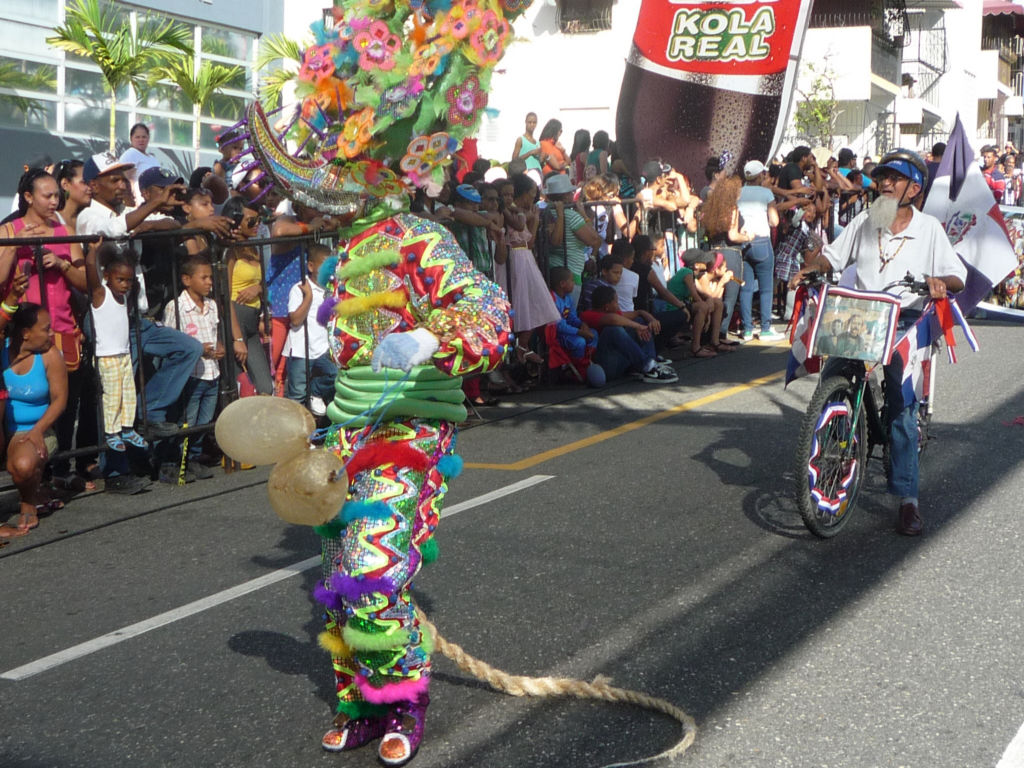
[577,253,624,312]
[630,233,691,351]
[665,248,720,359]
[550,266,597,364]
[691,251,736,353]
[612,239,639,311]
[579,285,678,385]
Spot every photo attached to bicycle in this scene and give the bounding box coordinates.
[806,285,902,365]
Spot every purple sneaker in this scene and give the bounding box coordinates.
[321,713,387,753]
[378,695,429,766]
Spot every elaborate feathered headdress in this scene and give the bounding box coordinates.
[238,0,533,217]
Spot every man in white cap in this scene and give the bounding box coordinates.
[76,153,177,239]
[737,160,783,341]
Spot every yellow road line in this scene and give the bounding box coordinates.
[465,369,786,471]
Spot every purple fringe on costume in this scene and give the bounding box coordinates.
[313,582,346,612]
[330,572,397,601]
[317,296,339,327]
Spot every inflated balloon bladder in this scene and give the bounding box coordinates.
[268,449,350,526]
[215,397,315,466]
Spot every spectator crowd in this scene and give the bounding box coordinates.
[0,112,963,539]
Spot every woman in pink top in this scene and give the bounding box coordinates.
[0,170,92,490]
[0,170,88,352]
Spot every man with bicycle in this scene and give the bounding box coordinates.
[792,149,966,536]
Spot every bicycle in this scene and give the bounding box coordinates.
[793,273,939,538]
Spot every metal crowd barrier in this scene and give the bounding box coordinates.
[0,227,336,469]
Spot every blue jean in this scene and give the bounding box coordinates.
[882,361,919,499]
[556,330,598,360]
[821,357,918,499]
[717,246,742,337]
[286,353,338,403]
[740,236,776,333]
[129,318,204,423]
[593,325,655,381]
[182,377,219,460]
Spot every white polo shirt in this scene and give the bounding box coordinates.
[823,206,966,309]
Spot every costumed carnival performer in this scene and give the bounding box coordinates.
[225,0,533,764]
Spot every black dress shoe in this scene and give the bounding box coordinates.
[105,475,147,495]
[145,421,181,438]
[896,502,923,536]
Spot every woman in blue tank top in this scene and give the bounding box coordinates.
[0,303,68,539]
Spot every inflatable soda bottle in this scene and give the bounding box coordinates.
[615,0,813,187]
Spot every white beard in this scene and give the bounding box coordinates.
[866,195,900,233]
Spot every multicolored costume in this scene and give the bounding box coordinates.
[236,0,531,761]
[311,213,509,752]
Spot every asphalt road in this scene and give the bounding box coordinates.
[2,322,1023,768]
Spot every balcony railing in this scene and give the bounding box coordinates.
[982,35,1023,68]
[872,31,903,87]
[906,20,947,75]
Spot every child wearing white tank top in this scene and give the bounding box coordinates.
[86,242,146,453]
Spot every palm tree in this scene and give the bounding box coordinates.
[149,57,243,166]
[255,33,304,110]
[47,0,193,152]
[0,61,57,123]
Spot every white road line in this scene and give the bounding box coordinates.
[1,474,554,682]
[441,474,554,517]
[998,720,1024,768]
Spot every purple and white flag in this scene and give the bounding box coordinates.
[923,113,1018,312]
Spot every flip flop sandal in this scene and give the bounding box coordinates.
[0,524,29,540]
[693,347,717,359]
[516,344,544,365]
[17,511,39,531]
[35,499,65,515]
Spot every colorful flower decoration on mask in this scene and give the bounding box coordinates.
[241,0,534,215]
[299,44,338,85]
[399,133,459,187]
[500,0,532,14]
[439,0,482,40]
[353,20,401,71]
[376,78,425,122]
[349,161,408,199]
[409,40,448,78]
[467,10,509,66]
[446,75,487,128]
[338,107,376,159]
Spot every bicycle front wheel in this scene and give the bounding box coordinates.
[795,376,868,538]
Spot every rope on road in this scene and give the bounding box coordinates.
[419,611,697,767]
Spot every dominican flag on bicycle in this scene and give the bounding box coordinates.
[785,284,821,386]
[922,112,1018,313]
[787,287,978,403]
[889,298,979,406]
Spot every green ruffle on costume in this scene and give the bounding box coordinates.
[327,365,467,426]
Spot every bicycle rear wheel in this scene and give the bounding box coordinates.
[795,376,868,538]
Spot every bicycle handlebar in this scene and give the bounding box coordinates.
[883,272,930,296]
[799,270,931,297]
